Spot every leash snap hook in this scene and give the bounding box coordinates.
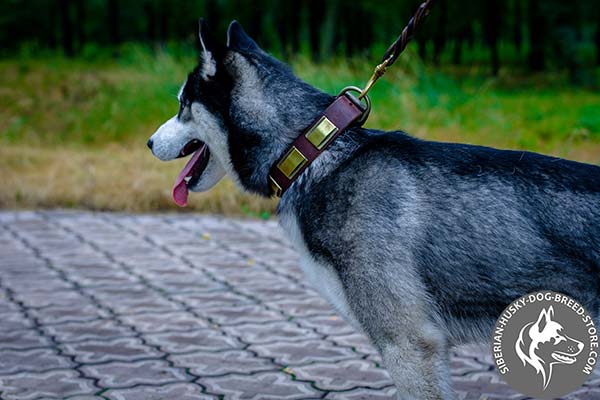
[358,56,391,101]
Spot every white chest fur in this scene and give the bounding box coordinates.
[279,212,360,328]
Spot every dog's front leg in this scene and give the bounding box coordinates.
[341,269,453,400]
[373,332,452,400]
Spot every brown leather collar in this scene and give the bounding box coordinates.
[268,88,369,197]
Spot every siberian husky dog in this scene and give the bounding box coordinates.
[148,20,600,399]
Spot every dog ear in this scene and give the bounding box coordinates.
[198,18,224,79]
[535,307,550,333]
[227,20,261,54]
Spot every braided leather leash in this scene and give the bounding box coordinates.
[359,0,436,100]
[268,0,436,197]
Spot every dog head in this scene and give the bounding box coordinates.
[147,20,332,205]
[515,306,584,389]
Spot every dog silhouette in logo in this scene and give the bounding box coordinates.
[515,306,584,389]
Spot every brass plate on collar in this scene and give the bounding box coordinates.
[305,116,338,149]
[269,176,282,197]
[277,146,308,179]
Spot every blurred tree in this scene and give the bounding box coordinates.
[59,0,74,57]
[513,0,523,55]
[482,0,503,75]
[432,0,447,66]
[107,0,120,45]
[528,0,546,71]
[0,0,598,84]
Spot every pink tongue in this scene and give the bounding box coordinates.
[172,145,206,207]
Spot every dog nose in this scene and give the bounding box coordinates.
[147,139,154,150]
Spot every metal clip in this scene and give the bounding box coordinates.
[358,56,393,100]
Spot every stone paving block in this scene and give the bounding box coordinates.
[220,269,290,288]
[80,360,191,388]
[0,302,18,316]
[171,291,255,309]
[61,337,163,363]
[1,269,60,283]
[42,319,136,343]
[236,282,309,302]
[221,321,321,345]
[29,304,110,325]
[566,385,600,400]
[66,267,139,288]
[452,375,526,400]
[89,284,156,300]
[328,332,378,356]
[296,315,355,336]
[101,295,183,316]
[249,339,357,366]
[104,383,217,400]
[196,304,285,326]
[200,371,322,399]
[169,349,275,377]
[0,329,52,350]
[2,277,74,294]
[0,370,97,400]
[118,311,209,333]
[0,312,34,332]
[143,329,243,354]
[3,211,598,399]
[293,359,393,391]
[12,289,92,309]
[151,274,227,294]
[323,386,397,399]
[268,296,333,317]
[0,349,73,374]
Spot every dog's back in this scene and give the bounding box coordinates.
[293,129,600,344]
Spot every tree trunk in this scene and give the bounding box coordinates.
[528,0,545,71]
[432,0,447,66]
[75,0,85,51]
[47,1,58,49]
[59,0,74,57]
[490,42,499,76]
[205,0,218,24]
[596,25,600,66]
[159,0,168,45]
[144,1,156,43]
[452,37,462,65]
[513,0,522,54]
[107,0,120,48]
[319,0,337,60]
[307,0,324,61]
[416,36,427,60]
[483,0,501,76]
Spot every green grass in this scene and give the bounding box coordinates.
[1,46,599,214]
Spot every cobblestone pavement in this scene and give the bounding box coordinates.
[1,211,599,400]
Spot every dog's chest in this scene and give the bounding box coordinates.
[279,212,359,327]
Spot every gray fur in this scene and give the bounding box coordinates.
[149,21,600,400]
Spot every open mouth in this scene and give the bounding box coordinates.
[172,139,210,207]
[552,351,578,364]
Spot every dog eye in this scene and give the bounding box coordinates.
[554,336,564,344]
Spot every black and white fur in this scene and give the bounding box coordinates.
[148,20,600,399]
